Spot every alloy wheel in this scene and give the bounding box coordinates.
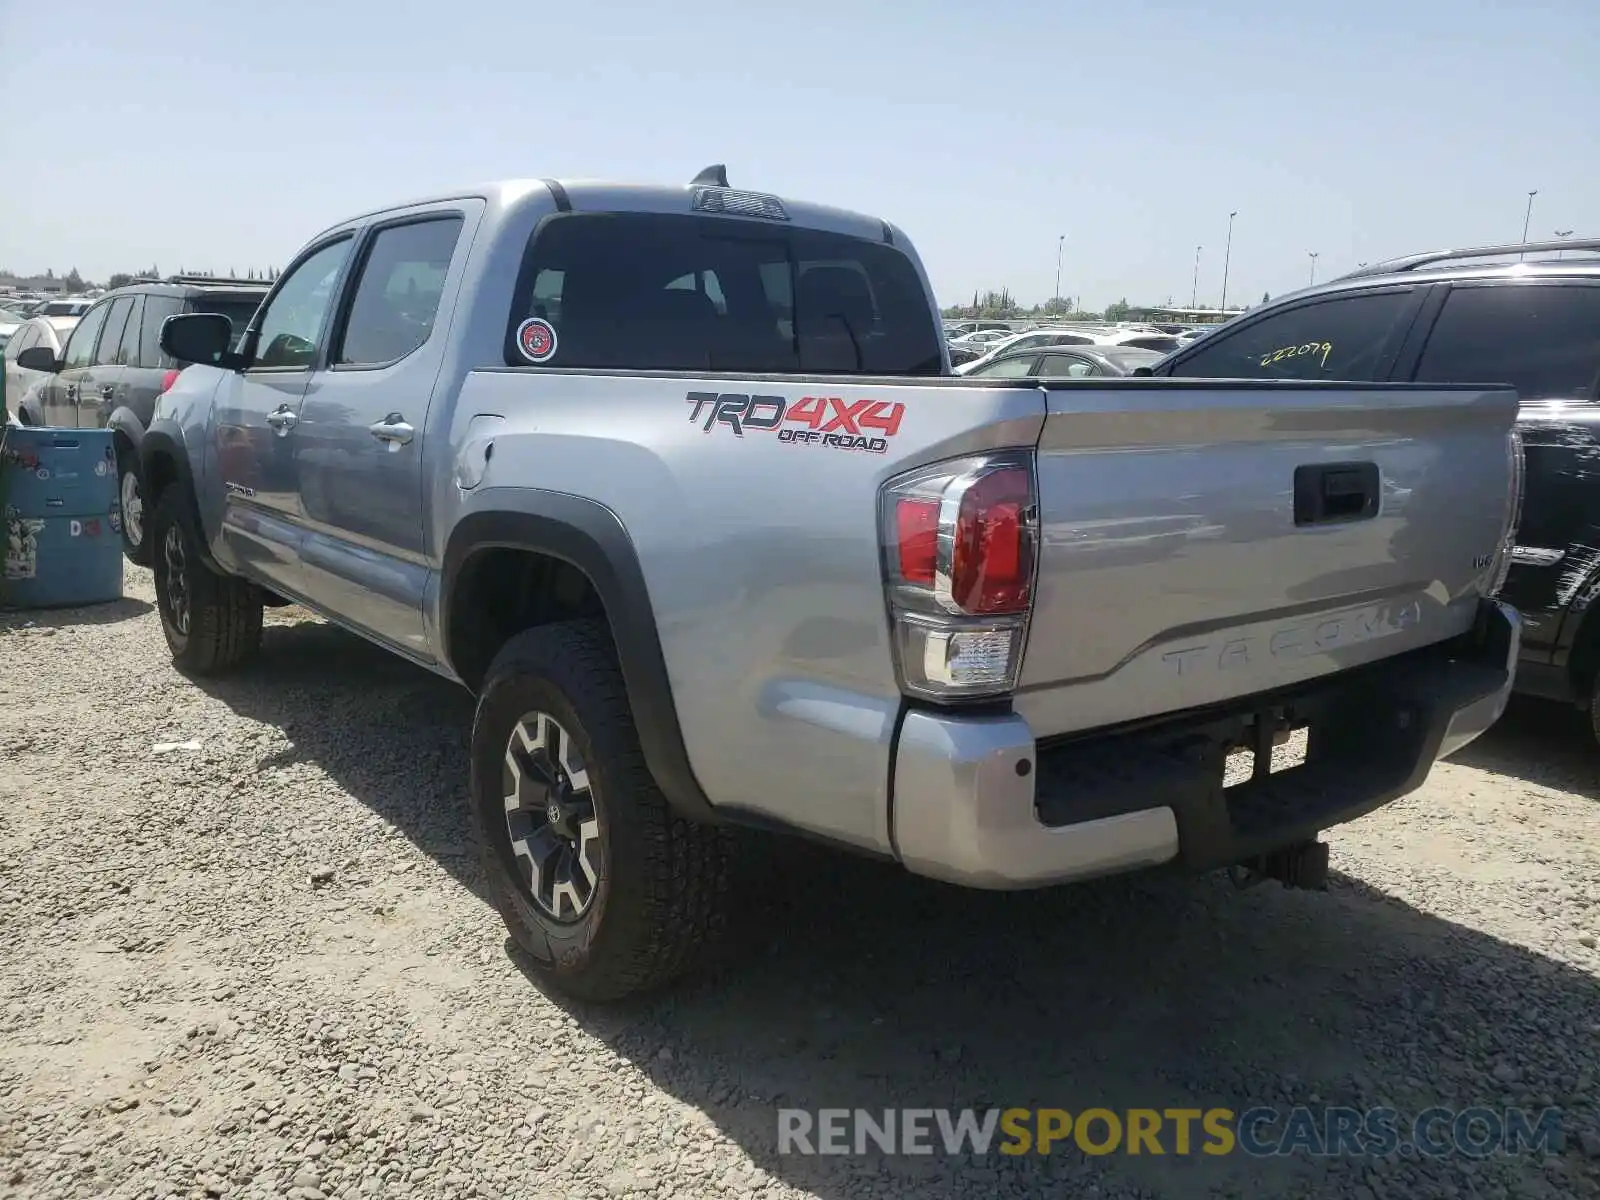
[161,524,190,636]
[121,470,144,548]
[502,711,602,922]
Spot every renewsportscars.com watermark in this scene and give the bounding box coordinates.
[777,1106,1567,1159]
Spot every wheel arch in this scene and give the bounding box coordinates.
[139,420,224,573]
[1559,582,1600,703]
[106,409,146,462]
[441,497,718,824]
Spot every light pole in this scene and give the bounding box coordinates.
[1220,211,1237,315]
[1555,229,1574,260]
[1191,244,1202,309]
[1308,251,1319,286]
[1520,190,1538,260]
[1055,235,1065,307]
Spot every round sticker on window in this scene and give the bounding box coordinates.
[516,318,558,364]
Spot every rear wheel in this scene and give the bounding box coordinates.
[150,486,263,675]
[117,446,151,566]
[470,620,732,1001]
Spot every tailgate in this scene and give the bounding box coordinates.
[1015,380,1519,738]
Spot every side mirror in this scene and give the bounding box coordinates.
[1130,366,1155,377]
[161,313,244,368]
[15,346,62,373]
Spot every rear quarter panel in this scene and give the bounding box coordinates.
[439,371,1046,853]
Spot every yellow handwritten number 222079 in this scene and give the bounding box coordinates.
[1260,342,1333,369]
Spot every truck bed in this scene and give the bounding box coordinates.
[443,370,1519,854]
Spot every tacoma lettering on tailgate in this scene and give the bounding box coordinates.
[1161,599,1423,676]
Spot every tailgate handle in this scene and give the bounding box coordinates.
[1294,462,1379,526]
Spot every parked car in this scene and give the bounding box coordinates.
[11,275,269,564]
[25,298,95,319]
[3,314,79,404]
[947,327,1018,367]
[944,320,1014,336]
[952,328,1101,375]
[140,167,1517,1001]
[948,328,1013,351]
[962,344,1166,378]
[1095,329,1183,353]
[1152,236,1600,736]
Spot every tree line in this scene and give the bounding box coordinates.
[0,266,282,292]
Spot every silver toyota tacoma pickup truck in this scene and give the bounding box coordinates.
[143,166,1523,1000]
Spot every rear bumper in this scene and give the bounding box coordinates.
[890,598,1519,889]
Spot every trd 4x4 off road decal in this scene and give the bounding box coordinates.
[686,392,905,454]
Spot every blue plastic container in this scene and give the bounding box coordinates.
[1,426,124,609]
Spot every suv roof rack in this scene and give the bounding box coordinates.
[123,273,268,287]
[164,274,270,287]
[1341,237,1600,279]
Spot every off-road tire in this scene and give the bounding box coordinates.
[117,445,152,566]
[470,619,732,1001]
[150,486,263,675]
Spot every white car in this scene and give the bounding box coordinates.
[3,314,79,408]
[1094,329,1184,353]
[947,328,1014,351]
[27,298,96,319]
[953,328,1100,374]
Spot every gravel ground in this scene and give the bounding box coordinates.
[2,566,1599,1200]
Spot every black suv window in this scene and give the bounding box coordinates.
[1413,284,1600,400]
[337,217,463,366]
[506,213,943,375]
[115,295,145,366]
[188,296,264,348]
[1169,289,1417,381]
[61,302,111,370]
[140,296,183,368]
[92,297,134,366]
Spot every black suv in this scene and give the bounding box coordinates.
[1153,238,1600,739]
[13,276,268,564]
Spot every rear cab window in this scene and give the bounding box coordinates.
[504,213,943,375]
[1164,288,1422,381]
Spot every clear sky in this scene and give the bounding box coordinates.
[2,0,1595,310]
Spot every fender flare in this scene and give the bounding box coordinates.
[440,496,718,824]
[139,420,225,574]
[104,409,147,459]
[1554,562,1600,674]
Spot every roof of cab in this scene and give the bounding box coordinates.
[309,174,900,249]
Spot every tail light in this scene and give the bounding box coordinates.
[160,369,181,394]
[1489,425,1525,596]
[879,451,1038,700]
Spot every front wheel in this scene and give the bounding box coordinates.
[117,447,152,566]
[149,486,263,675]
[470,620,732,1001]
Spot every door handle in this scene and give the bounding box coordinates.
[265,405,299,436]
[368,413,415,451]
